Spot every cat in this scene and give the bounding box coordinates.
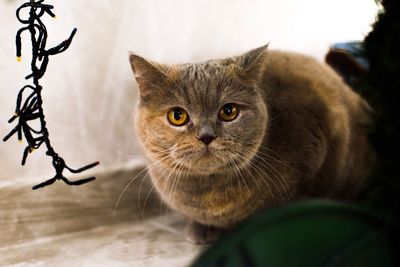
[128,45,374,244]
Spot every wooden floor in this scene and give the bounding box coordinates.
[0,165,201,266]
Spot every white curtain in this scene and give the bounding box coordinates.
[0,0,378,186]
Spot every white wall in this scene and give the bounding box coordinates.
[0,0,378,186]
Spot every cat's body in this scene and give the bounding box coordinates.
[129,46,374,244]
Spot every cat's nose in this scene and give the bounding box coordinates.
[197,134,216,146]
[197,124,216,145]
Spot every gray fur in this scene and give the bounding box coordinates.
[129,45,374,244]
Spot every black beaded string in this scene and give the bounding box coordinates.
[3,0,99,190]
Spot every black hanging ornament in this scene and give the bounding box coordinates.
[3,0,99,190]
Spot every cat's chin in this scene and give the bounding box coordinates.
[179,161,226,176]
[173,147,230,175]
[188,165,226,176]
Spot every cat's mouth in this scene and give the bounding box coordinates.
[200,146,214,156]
[172,146,232,174]
[181,146,218,159]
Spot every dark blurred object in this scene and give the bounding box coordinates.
[325,42,368,88]
[361,0,400,217]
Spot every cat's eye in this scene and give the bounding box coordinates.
[219,103,239,122]
[167,107,189,126]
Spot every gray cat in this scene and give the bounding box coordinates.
[129,45,374,244]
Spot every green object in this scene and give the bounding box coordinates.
[192,201,396,267]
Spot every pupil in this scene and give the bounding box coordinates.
[174,109,182,120]
[224,105,232,115]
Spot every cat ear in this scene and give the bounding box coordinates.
[227,44,269,84]
[129,53,177,99]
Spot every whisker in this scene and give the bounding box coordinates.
[159,158,182,222]
[238,148,292,201]
[235,154,277,204]
[222,154,234,189]
[228,152,252,197]
[109,146,172,159]
[165,158,186,222]
[113,153,170,216]
[226,154,241,187]
[139,159,176,218]
[253,154,292,200]
[256,145,303,174]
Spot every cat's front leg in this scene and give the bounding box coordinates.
[185,220,226,245]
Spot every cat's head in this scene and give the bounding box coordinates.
[129,45,269,175]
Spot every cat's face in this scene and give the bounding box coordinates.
[130,45,268,175]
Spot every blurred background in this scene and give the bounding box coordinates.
[0,0,378,187]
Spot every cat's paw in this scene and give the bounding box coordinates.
[185,221,224,245]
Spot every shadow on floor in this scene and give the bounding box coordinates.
[0,165,201,266]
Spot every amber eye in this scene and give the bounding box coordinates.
[167,107,189,126]
[219,103,239,122]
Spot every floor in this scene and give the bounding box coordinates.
[0,165,202,267]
